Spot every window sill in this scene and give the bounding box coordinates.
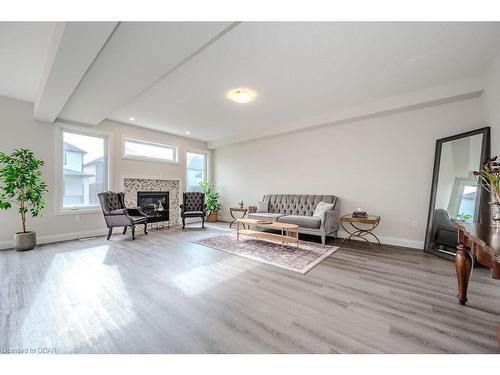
[56,208,102,216]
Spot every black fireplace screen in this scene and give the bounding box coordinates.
[137,191,169,210]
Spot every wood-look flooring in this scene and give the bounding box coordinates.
[1,223,499,353]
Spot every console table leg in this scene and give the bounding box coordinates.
[455,243,472,305]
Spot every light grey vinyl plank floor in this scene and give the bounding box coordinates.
[1,223,499,353]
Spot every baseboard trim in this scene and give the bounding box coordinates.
[0,228,109,251]
[217,215,423,250]
[337,230,423,250]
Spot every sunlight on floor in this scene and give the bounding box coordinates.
[172,256,256,297]
[13,245,138,350]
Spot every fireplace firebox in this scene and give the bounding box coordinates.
[137,191,169,224]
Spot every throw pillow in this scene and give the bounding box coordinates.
[256,200,269,213]
[313,201,334,219]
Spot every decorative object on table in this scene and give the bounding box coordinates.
[474,155,500,228]
[340,214,381,248]
[352,208,368,218]
[0,149,48,251]
[198,181,221,222]
[454,222,500,349]
[194,234,338,274]
[247,194,339,245]
[180,191,206,229]
[229,206,248,228]
[98,191,148,240]
[424,127,490,259]
[239,200,244,209]
[157,200,164,211]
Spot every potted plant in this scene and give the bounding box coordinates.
[0,149,48,251]
[199,181,221,222]
[474,155,500,227]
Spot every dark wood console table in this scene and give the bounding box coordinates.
[455,223,500,349]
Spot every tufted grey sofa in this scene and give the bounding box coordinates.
[247,194,339,245]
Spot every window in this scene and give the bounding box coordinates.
[123,137,178,163]
[186,151,207,192]
[58,126,110,211]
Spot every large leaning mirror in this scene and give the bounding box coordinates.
[424,127,491,259]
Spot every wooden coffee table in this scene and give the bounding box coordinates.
[235,218,299,247]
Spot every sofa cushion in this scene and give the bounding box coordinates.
[313,201,334,219]
[247,212,286,222]
[278,215,321,229]
[256,200,269,213]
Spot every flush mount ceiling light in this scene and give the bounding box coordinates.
[129,117,135,121]
[226,88,257,104]
[185,131,190,135]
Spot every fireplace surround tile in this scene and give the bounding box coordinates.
[123,178,180,225]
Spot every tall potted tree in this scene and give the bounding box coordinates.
[199,181,221,222]
[0,149,48,251]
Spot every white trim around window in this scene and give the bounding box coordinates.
[121,135,179,164]
[186,149,209,192]
[55,123,113,215]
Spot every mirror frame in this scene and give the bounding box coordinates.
[424,126,491,259]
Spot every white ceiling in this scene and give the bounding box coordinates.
[1,22,500,147]
[0,22,55,102]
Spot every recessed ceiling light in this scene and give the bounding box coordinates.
[226,88,257,104]
[185,131,190,135]
[129,117,135,121]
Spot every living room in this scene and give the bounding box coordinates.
[1,1,500,373]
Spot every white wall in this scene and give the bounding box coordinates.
[214,97,490,249]
[0,95,209,249]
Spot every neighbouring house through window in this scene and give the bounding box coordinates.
[60,127,109,211]
[186,151,207,192]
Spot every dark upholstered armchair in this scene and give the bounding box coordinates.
[180,192,206,229]
[98,191,148,240]
[431,208,458,250]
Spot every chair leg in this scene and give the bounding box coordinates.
[123,226,127,234]
[144,223,148,235]
[202,216,205,229]
[131,225,136,240]
[321,234,326,245]
[182,217,185,229]
[107,227,113,240]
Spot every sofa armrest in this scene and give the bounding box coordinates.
[322,208,340,235]
[248,206,257,214]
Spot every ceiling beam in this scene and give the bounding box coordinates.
[33,22,118,123]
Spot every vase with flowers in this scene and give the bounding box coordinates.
[474,156,500,227]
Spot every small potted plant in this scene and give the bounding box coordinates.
[474,156,500,227]
[199,181,221,222]
[0,149,48,251]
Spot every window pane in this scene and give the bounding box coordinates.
[63,131,106,208]
[187,152,206,192]
[124,139,175,161]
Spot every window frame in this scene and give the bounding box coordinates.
[55,123,113,215]
[186,149,209,192]
[121,136,179,164]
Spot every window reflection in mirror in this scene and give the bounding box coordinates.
[435,134,483,223]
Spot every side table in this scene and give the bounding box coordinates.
[340,214,381,247]
[229,207,248,228]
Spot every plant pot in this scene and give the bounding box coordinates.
[207,212,217,222]
[13,231,36,251]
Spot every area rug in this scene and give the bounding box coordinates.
[193,234,339,274]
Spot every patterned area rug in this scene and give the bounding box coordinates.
[194,234,339,274]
